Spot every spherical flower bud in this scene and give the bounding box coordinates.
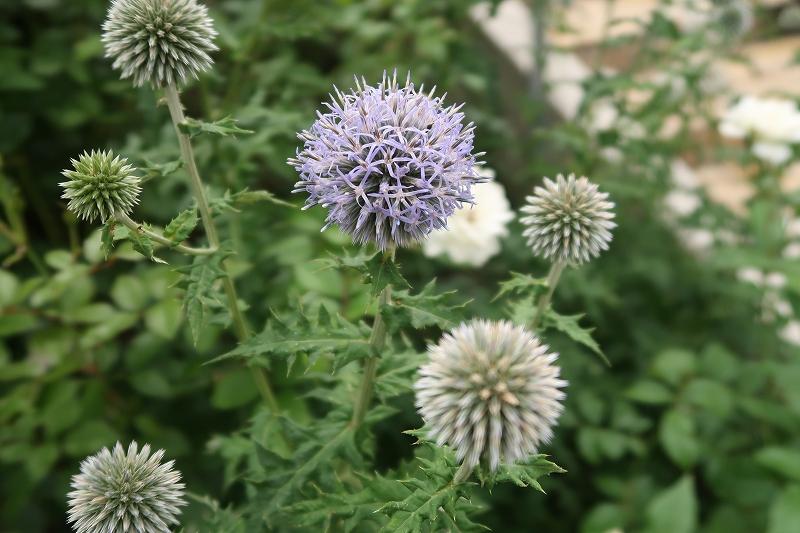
[414,319,566,476]
[520,174,616,265]
[289,71,482,250]
[102,0,218,88]
[67,441,186,533]
[60,150,142,223]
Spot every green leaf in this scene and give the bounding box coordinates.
[179,116,254,138]
[626,380,673,405]
[321,251,409,297]
[254,417,358,521]
[144,298,183,339]
[488,455,565,492]
[768,484,800,533]
[125,225,166,264]
[64,420,119,457]
[211,369,259,409]
[210,188,294,216]
[176,253,228,345]
[644,475,697,533]
[384,280,467,332]
[756,447,800,482]
[543,309,609,365]
[659,408,699,469]
[494,272,547,300]
[212,304,371,372]
[652,349,696,385]
[163,208,198,244]
[142,159,182,181]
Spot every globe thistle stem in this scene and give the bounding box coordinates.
[163,83,279,413]
[351,252,394,429]
[115,210,217,256]
[531,261,566,329]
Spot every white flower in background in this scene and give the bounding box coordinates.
[737,267,764,286]
[784,242,800,259]
[785,218,800,239]
[664,189,702,218]
[779,320,800,346]
[678,228,714,254]
[719,96,800,165]
[766,294,793,318]
[765,272,787,289]
[671,160,700,190]
[422,168,514,267]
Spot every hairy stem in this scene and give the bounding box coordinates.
[350,263,393,429]
[115,210,217,256]
[531,261,566,329]
[163,83,279,412]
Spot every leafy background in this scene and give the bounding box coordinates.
[2,0,800,531]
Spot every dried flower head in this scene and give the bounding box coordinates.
[67,441,186,533]
[60,150,142,223]
[102,0,218,87]
[520,174,616,265]
[289,71,483,250]
[414,320,566,477]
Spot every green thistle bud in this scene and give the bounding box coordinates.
[520,174,616,265]
[67,442,186,533]
[60,150,142,223]
[102,0,218,88]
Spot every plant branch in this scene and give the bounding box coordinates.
[163,83,279,412]
[531,261,566,329]
[350,255,394,429]
[114,210,217,256]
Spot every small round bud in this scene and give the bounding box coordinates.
[102,0,218,88]
[520,174,616,265]
[289,71,482,250]
[414,320,566,474]
[67,441,186,533]
[60,150,142,223]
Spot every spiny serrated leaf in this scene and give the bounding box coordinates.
[383,280,467,332]
[231,189,294,208]
[126,225,166,264]
[251,416,359,522]
[210,304,371,372]
[483,455,565,492]
[494,272,548,301]
[210,188,294,216]
[320,251,409,297]
[163,208,198,244]
[375,446,486,532]
[142,159,182,182]
[544,309,610,366]
[176,253,228,345]
[179,116,254,138]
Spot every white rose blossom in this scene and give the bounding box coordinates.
[719,96,800,166]
[422,168,514,267]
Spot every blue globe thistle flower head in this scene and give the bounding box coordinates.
[290,71,484,250]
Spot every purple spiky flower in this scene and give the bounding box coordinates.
[289,72,483,250]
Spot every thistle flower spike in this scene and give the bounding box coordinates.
[67,441,186,533]
[102,0,218,88]
[414,319,567,479]
[60,150,142,223]
[289,70,484,250]
[520,173,616,265]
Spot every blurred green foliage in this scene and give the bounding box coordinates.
[2,0,800,531]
